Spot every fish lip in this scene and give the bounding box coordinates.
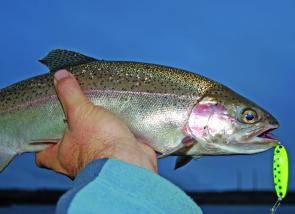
[249,124,279,144]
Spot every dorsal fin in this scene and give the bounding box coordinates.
[39,49,97,72]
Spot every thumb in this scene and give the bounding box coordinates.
[54,69,91,122]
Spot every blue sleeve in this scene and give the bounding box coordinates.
[56,158,202,214]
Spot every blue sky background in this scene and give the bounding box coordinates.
[0,0,294,192]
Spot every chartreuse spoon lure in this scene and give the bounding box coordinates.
[271,144,289,214]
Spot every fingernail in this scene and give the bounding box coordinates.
[54,70,69,81]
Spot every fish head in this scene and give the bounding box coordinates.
[186,87,279,155]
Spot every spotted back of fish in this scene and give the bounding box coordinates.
[0,49,223,115]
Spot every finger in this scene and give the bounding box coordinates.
[54,70,91,118]
[136,138,158,173]
[35,144,68,175]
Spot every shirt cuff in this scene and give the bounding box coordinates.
[57,158,202,214]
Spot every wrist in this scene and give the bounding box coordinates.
[79,139,157,175]
[113,142,157,173]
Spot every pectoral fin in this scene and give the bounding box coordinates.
[174,155,201,170]
[157,143,186,159]
[157,140,195,159]
[175,157,193,170]
[0,147,17,172]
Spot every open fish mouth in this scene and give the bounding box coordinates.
[253,125,279,144]
[257,128,277,140]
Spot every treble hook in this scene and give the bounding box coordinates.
[270,198,281,214]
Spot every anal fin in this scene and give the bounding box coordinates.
[0,147,17,172]
[30,138,60,144]
[0,139,60,172]
[26,139,60,152]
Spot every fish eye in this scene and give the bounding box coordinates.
[241,109,258,124]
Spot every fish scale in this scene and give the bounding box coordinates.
[0,49,279,172]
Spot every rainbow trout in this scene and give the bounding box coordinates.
[0,49,279,171]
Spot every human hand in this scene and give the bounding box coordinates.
[35,70,157,178]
